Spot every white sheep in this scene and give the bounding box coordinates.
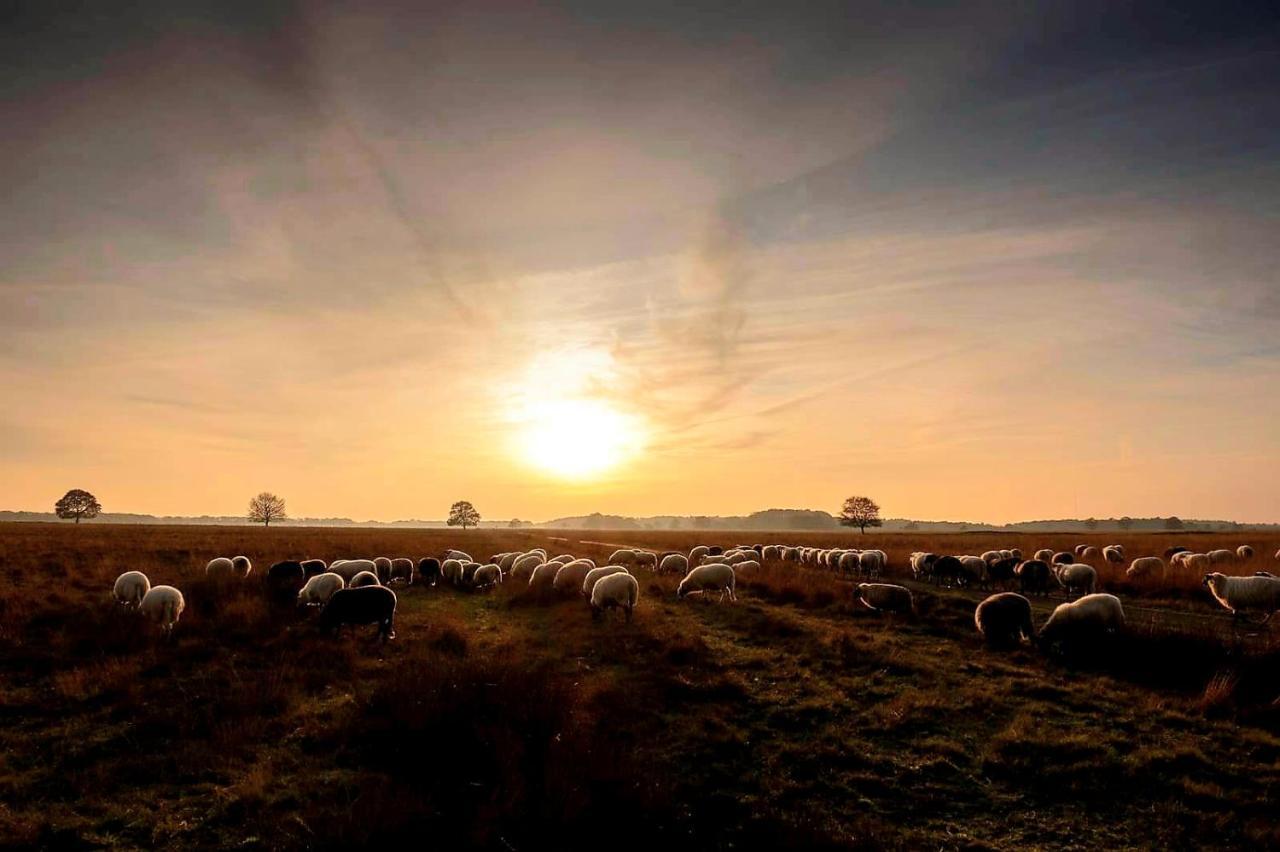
[373,557,393,580]
[113,571,151,607]
[980,550,1002,565]
[549,554,576,565]
[498,552,520,572]
[734,560,761,573]
[510,552,545,580]
[762,545,782,561]
[139,585,186,635]
[633,551,658,570]
[590,572,639,622]
[329,559,376,583]
[1237,545,1254,562]
[1126,556,1164,579]
[1081,546,1101,560]
[444,549,472,563]
[1056,563,1097,598]
[838,551,860,575]
[582,565,629,597]
[677,564,736,602]
[472,563,503,589]
[440,558,464,585]
[859,550,886,577]
[1033,548,1054,563]
[528,561,560,590]
[853,583,913,614]
[231,556,253,578]
[552,559,597,594]
[659,553,689,576]
[1207,549,1237,566]
[1177,553,1211,573]
[608,549,637,566]
[1101,546,1124,565]
[206,557,235,578]
[688,545,710,567]
[1202,572,1280,624]
[389,558,414,584]
[350,570,381,588]
[298,572,345,606]
[1038,593,1125,644]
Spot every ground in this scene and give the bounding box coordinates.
[0,524,1277,850]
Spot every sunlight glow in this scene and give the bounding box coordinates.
[520,397,643,479]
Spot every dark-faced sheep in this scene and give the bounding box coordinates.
[975,593,1034,646]
[1016,560,1052,597]
[417,557,441,586]
[1051,552,1075,566]
[266,560,306,604]
[300,559,327,579]
[319,586,397,641]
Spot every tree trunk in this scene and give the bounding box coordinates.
[74,514,80,524]
[265,519,270,527]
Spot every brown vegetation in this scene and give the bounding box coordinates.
[0,523,1278,849]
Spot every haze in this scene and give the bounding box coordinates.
[3,1,1278,523]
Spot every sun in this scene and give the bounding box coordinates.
[519,397,643,479]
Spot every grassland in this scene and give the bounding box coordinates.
[1,523,1278,850]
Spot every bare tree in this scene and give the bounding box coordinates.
[447,500,481,530]
[55,489,101,524]
[248,492,287,527]
[838,496,882,533]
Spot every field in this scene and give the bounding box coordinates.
[2,524,1279,850]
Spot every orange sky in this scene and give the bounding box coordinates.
[3,3,1278,523]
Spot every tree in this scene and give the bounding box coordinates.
[248,492,287,527]
[1084,517,1099,531]
[508,518,526,529]
[447,500,481,530]
[1164,516,1184,531]
[55,489,101,524]
[838,496,882,533]
[1118,516,1134,531]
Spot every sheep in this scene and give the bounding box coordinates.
[417,557,441,586]
[472,564,503,589]
[373,557,393,583]
[932,555,964,587]
[1080,546,1101,560]
[440,558,464,585]
[498,552,520,572]
[689,545,710,567]
[981,550,1004,565]
[1051,552,1075,566]
[1038,593,1125,645]
[1073,544,1089,557]
[975,593,1034,646]
[460,562,483,586]
[633,551,658,571]
[298,572,345,607]
[910,552,938,581]
[389,558,414,584]
[231,556,253,578]
[266,560,306,604]
[837,551,860,576]
[328,559,376,583]
[350,570,381,588]
[1102,546,1124,565]
[1202,573,1280,625]
[957,556,985,586]
[552,560,597,594]
[139,585,185,635]
[762,545,782,561]
[659,553,689,576]
[699,555,734,566]
[1033,548,1054,563]
[852,583,913,614]
[1016,560,1053,597]
[1177,553,1211,573]
[113,571,151,607]
[582,565,629,597]
[985,556,1020,590]
[1208,549,1237,566]
[206,557,235,578]
[734,560,761,574]
[608,549,637,566]
[707,546,724,556]
[591,572,640,622]
[783,546,800,562]
[511,552,546,580]
[859,550,885,578]
[528,561,560,590]
[319,586,397,641]
[300,559,328,579]
[677,564,736,602]
[1056,563,1098,598]
[1237,545,1254,562]
[444,549,472,563]
[1009,549,1023,561]
[548,554,575,565]
[1126,557,1164,579]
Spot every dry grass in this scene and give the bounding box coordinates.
[0,522,1279,849]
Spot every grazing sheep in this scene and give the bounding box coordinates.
[689,545,710,567]
[910,552,938,581]
[552,559,596,594]
[985,556,1020,590]
[838,551,860,575]
[853,583,913,614]
[677,564,737,602]
[266,561,306,603]
[350,570,381,588]
[444,550,472,564]
[659,553,689,576]
[957,556,985,586]
[762,545,782,561]
[472,563,503,589]
[1033,548,1054,563]
[1237,545,1255,562]
[388,558,414,584]
[1038,594,1125,644]
[373,557,393,583]
[298,572,345,607]
[1202,573,1280,625]
[1207,549,1237,566]
[734,560,761,573]
[231,556,253,578]
[1016,560,1053,597]
[608,549,637,566]
[441,559,465,585]
[113,571,151,607]
[975,593,1034,646]
[1056,563,1098,598]
[1074,545,1089,557]
[1051,552,1075,566]
[460,562,483,586]
[528,561,560,590]
[1080,546,1101,560]
[1177,553,1212,573]
[206,557,236,578]
[417,557,441,586]
[1102,546,1124,565]
[319,586,397,641]
[548,554,575,565]
[707,546,724,556]
[1009,549,1023,561]
[498,552,520,572]
[591,572,640,622]
[139,585,185,635]
[859,550,886,578]
[328,559,376,583]
[932,555,964,587]
[511,552,546,580]
[633,551,658,571]
[1164,546,1191,560]
[582,565,629,597]
[300,559,328,579]
[981,550,1004,565]
[1126,557,1164,579]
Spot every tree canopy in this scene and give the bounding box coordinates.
[55,489,101,523]
[448,501,481,529]
[838,496,882,533]
[248,492,287,526]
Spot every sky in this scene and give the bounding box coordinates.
[2,1,1279,524]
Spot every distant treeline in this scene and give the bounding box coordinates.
[1,508,1275,532]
